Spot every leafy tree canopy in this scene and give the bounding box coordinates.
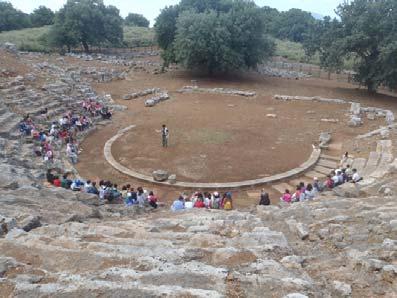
[0,2,31,32]
[31,6,55,27]
[276,9,315,43]
[125,13,150,27]
[304,0,397,93]
[48,0,123,53]
[155,0,274,73]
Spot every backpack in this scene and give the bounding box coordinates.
[104,188,113,201]
[224,200,232,210]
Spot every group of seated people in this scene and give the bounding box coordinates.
[82,99,112,120]
[280,160,362,204]
[170,191,234,211]
[46,170,161,208]
[19,98,112,166]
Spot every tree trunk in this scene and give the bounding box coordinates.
[82,41,90,53]
[367,81,377,94]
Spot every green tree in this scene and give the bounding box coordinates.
[276,9,315,42]
[125,13,150,27]
[261,6,280,36]
[0,2,31,32]
[155,0,274,73]
[303,17,345,78]
[336,0,397,92]
[30,6,55,27]
[48,0,123,53]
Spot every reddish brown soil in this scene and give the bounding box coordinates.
[74,64,397,207]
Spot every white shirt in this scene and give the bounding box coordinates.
[352,172,361,182]
[185,201,193,209]
[162,127,169,137]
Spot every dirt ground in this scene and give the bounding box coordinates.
[75,63,397,206]
[2,48,397,207]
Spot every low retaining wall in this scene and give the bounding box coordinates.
[104,125,321,189]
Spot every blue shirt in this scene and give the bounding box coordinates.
[171,200,184,211]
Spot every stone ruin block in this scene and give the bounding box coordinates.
[145,93,170,107]
[350,103,361,116]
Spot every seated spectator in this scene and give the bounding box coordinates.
[211,192,221,209]
[325,175,334,189]
[331,171,340,187]
[61,174,73,189]
[184,199,193,209]
[137,187,146,206]
[305,184,316,200]
[111,184,122,202]
[194,198,205,208]
[345,165,353,181]
[87,181,99,195]
[259,189,270,206]
[71,179,83,191]
[147,191,158,208]
[171,196,185,211]
[280,189,292,203]
[299,182,306,193]
[128,187,138,204]
[313,177,324,192]
[84,180,93,192]
[53,176,61,187]
[46,169,56,184]
[292,186,305,202]
[100,106,112,120]
[351,168,363,183]
[223,195,233,210]
[204,192,211,208]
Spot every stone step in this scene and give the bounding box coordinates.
[304,170,326,179]
[320,154,340,162]
[317,159,338,169]
[328,143,342,151]
[313,166,333,175]
[351,158,367,173]
[362,151,381,176]
[0,112,14,125]
[370,153,394,179]
[376,140,392,154]
[0,116,21,138]
[272,182,295,194]
[289,177,313,187]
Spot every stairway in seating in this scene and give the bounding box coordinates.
[270,140,394,195]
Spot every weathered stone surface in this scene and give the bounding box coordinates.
[3,42,17,54]
[19,215,41,232]
[179,86,256,97]
[333,281,352,297]
[168,174,177,184]
[152,170,169,182]
[0,215,16,235]
[319,132,332,148]
[350,102,361,115]
[348,115,363,127]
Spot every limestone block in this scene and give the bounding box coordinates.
[152,170,169,182]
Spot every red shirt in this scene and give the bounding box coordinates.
[53,179,61,187]
[194,201,205,208]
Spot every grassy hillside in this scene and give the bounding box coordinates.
[0,25,155,52]
[0,26,321,65]
[123,26,155,47]
[0,26,51,52]
[274,39,320,64]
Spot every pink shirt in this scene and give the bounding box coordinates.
[281,193,292,203]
